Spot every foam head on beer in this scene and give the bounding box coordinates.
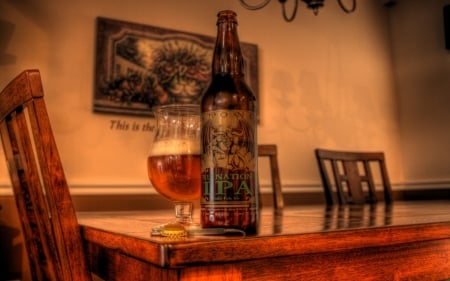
[149,139,201,156]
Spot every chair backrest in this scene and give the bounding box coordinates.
[0,70,92,281]
[315,148,392,205]
[258,144,284,210]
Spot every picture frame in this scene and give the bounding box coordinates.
[93,17,259,117]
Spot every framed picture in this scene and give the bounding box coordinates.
[93,17,259,117]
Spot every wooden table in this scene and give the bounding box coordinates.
[78,201,450,280]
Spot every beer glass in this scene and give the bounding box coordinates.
[147,104,201,237]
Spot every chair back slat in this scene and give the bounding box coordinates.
[0,69,92,281]
[315,148,393,205]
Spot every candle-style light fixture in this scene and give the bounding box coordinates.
[239,0,356,22]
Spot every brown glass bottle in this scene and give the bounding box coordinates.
[200,10,258,234]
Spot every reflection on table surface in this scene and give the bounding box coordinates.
[77,200,450,240]
[248,201,448,235]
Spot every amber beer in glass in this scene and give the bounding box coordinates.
[147,140,201,201]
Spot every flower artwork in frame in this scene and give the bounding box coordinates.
[93,17,259,117]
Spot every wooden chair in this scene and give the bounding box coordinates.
[0,70,92,281]
[258,144,284,210]
[315,148,392,205]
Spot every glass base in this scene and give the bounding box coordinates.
[149,202,247,237]
[150,201,196,238]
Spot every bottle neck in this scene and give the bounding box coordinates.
[212,13,245,78]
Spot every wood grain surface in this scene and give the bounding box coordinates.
[79,201,450,280]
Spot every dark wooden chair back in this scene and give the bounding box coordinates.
[0,70,92,281]
[315,148,392,205]
[258,144,284,210]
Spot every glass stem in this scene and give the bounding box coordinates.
[174,202,193,224]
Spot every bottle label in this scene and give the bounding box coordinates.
[201,109,257,206]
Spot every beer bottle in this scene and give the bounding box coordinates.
[200,10,258,234]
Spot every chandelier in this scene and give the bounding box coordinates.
[239,0,356,22]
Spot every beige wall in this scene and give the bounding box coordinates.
[389,0,450,183]
[0,0,448,196]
